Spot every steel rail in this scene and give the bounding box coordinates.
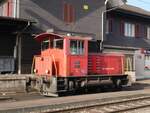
[44,95,150,113]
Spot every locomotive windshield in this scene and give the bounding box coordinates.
[70,40,84,55]
[53,39,63,49]
[41,39,50,50]
[41,38,63,50]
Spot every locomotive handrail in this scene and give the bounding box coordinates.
[51,54,58,77]
[31,55,41,74]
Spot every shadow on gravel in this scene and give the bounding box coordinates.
[123,82,150,91]
[1,82,149,98]
[59,82,150,97]
[59,84,126,97]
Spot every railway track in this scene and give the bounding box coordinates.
[74,96,150,113]
[44,94,150,113]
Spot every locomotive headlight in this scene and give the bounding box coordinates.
[40,57,44,61]
[34,69,38,73]
[45,69,50,74]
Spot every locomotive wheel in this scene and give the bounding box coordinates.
[69,81,74,91]
[112,79,122,89]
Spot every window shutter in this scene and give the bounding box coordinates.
[9,0,13,17]
[144,26,147,38]
[3,2,8,16]
[7,1,9,16]
[63,3,69,23]
[69,4,75,23]
[2,0,13,17]
[63,3,75,23]
[109,19,113,33]
[120,20,124,35]
[135,24,140,38]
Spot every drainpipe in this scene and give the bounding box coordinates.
[16,0,20,18]
[13,0,21,74]
[100,11,104,51]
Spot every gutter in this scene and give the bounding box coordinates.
[103,44,140,50]
[115,9,150,20]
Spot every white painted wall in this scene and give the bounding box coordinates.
[135,50,150,79]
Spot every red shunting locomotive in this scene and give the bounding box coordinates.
[32,33,128,96]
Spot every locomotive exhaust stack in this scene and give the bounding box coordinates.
[29,33,129,96]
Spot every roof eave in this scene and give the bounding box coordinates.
[115,9,150,19]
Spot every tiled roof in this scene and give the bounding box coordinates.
[117,4,150,17]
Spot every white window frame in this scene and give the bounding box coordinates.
[144,55,150,70]
[124,22,135,37]
[147,27,150,39]
[106,19,109,34]
[70,40,84,55]
[0,0,16,17]
[125,54,134,71]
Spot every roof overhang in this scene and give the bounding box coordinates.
[0,16,35,34]
[35,33,92,42]
[35,33,63,42]
[104,44,140,50]
[114,5,150,20]
[115,9,150,20]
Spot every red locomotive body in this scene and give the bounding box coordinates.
[88,53,124,75]
[33,33,128,96]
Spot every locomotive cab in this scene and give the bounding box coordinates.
[34,33,91,77]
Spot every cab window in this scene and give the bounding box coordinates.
[41,39,50,50]
[54,39,63,49]
[41,38,64,50]
[70,40,84,55]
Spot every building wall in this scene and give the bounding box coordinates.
[19,0,105,40]
[104,11,150,80]
[135,50,150,79]
[0,0,16,17]
[104,11,150,48]
[17,0,106,73]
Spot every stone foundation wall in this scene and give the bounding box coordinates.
[0,75,27,93]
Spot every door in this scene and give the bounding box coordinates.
[69,40,88,76]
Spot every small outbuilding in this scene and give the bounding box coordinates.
[0,16,33,74]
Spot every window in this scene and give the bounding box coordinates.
[106,19,113,34]
[147,27,150,39]
[124,22,135,37]
[70,40,84,55]
[125,55,134,71]
[63,2,75,23]
[53,39,63,49]
[41,39,64,50]
[41,39,50,50]
[135,24,140,38]
[144,55,150,70]
[1,0,14,17]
